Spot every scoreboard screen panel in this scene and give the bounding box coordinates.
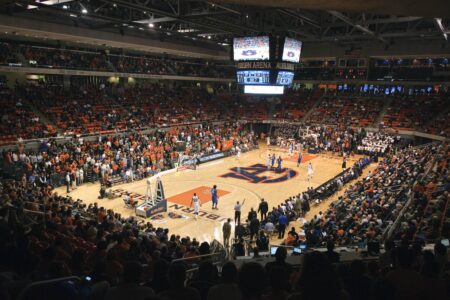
[276,71,295,86]
[233,36,270,61]
[282,37,302,63]
[236,70,271,85]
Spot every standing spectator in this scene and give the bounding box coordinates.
[278,213,288,239]
[248,207,257,221]
[222,218,231,247]
[258,198,268,221]
[249,217,260,241]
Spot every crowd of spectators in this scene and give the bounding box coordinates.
[273,124,400,157]
[1,122,256,189]
[302,144,440,247]
[394,143,449,241]
[0,41,234,78]
[0,171,448,300]
[0,78,447,145]
[304,95,384,127]
[382,95,448,132]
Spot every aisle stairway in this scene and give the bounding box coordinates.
[300,94,325,122]
[373,97,393,126]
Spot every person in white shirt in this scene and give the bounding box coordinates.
[190,193,201,220]
[79,168,84,184]
[66,173,71,193]
[307,162,314,182]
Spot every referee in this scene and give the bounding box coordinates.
[234,200,242,225]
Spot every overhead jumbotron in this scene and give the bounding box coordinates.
[0,1,449,300]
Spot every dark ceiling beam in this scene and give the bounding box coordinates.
[277,9,321,28]
[326,16,424,28]
[99,0,235,34]
[328,10,389,44]
[206,1,242,15]
[306,30,443,42]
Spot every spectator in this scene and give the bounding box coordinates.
[207,262,241,300]
[158,263,201,300]
[238,262,266,300]
[104,261,154,300]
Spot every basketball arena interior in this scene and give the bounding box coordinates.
[0,0,449,299]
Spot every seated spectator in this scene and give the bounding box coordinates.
[158,263,201,300]
[207,262,241,300]
[238,262,266,300]
[263,266,289,300]
[188,261,218,300]
[104,261,154,300]
[288,251,348,300]
[325,240,340,263]
[265,247,293,280]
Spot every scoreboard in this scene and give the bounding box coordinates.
[232,35,302,94]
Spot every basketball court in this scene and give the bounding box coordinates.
[55,144,368,243]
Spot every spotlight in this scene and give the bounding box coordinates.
[148,23,154,28]
[62,5,68,9]
[81,8,87,14]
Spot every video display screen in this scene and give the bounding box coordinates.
[236,70,270,85]
[244,85,284,95]
[276,71,295,86]
[233,36,270,61]
[282,37,302,63]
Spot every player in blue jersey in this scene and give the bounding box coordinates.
[297,152,302,167]
[271,154,276,169]
[277,156,283,170]
[211,185,218,209]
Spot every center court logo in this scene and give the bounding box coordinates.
[220,163,297,184]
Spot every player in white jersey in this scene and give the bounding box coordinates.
[288,142,294,157]
[236,145,241,160]
[191,193,201,220]
[307,162,314,182]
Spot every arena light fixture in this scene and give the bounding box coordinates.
[148,23,154,28]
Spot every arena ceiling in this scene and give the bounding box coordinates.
[1,0,449,51]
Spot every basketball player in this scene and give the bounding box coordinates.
[271,154,276,169]
[307,162,314,182]
[191,193,201,220]
[236,145,241,160]
[277,156,283,170]
[266,135,270,147]
[288,142,294,157]
[266,154,271,170]
[211,185,218,209]
[297,152,303,167]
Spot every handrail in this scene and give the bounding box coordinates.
[171,251,224,264]
[17,276,81,300]
[383,150,437,242]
